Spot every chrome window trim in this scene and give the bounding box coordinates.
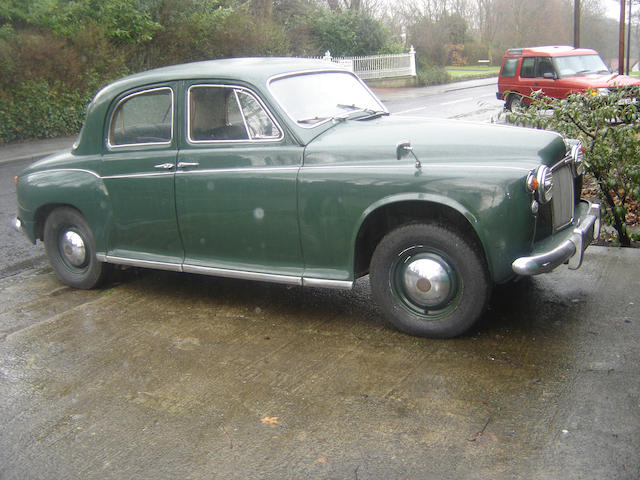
[267,69,388,129]
[107,87,174,150]
[233,89,252,138]
[186,84,284,144]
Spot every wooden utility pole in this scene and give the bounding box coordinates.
[626,0,632,74]
[574,0,580,47]
[619,0,626,74]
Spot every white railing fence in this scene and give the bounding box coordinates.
[311,47,417,80]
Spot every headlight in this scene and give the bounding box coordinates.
[527,166,553,203]
[537,166,553,203]
[565,138,586,177]
[570,143,585,176]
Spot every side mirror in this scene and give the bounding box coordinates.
[543,72,556,80]
[396,141,413,160]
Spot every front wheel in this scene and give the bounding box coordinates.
[43,207,109,289]
[370,223,491,338]
[506,93,526,112]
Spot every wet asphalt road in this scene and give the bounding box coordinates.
[1,248,638,479]
[1,81,638,479]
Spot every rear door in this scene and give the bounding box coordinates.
[101,85,183,266]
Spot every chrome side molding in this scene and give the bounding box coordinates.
[95,253,354,290]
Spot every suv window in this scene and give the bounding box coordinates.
[520,57,555,79]
[501,58,519,78]
[521,57,535,78]
[109,88,173,147]
[535,58,554,77]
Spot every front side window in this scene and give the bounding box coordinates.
[520,57,535,78]
[188,85,281,142]
[535,57,555,78]
[109,87,173,147]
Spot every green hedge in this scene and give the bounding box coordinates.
[0,80,90,144]
[416,61,451,86]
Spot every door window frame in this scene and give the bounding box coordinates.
[107,86,175,150]
[186,84,284,145]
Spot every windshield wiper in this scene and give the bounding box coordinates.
[297,106,388,125]
[358,109,389,120]
[336,104,389,120]
[297,116,330,125]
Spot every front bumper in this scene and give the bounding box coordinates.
[512,201,601,276]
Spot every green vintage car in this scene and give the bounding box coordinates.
[13,58,601,338]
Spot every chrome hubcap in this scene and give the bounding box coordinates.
[61,231,87,267]
[401,257,453,308]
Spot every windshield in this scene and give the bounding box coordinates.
[269,71,386,127]
[553,54,610,77]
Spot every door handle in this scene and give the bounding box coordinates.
[177,162,200,168]
[154,163,175,170]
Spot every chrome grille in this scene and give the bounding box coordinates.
[551,161,574,231]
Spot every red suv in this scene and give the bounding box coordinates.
[497,45,640,110]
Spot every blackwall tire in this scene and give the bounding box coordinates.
[43,207,109,289]
[370,223,491,338]
[506,93,526,112]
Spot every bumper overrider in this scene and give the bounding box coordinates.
[512,201,601,276]
[12,217,24,234]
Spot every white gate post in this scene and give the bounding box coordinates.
[409,45,416,76]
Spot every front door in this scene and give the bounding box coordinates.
[175,84,303,279]
[519,56,562,99]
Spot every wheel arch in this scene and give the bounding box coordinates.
[353,197,490,280]
[34,203,76,241]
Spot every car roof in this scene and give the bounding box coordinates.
[74,57,343,154]
[505,46,599,57]
[100,57,337,95]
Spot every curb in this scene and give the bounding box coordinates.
[0,137,77,166]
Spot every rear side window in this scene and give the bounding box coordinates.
[109,87,173,147]
[501,58,519,78]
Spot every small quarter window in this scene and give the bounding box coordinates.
[236,90,281,140]
[109,88,173,147]
[501,58,519,78]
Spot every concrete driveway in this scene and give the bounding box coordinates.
[1,246,638,479]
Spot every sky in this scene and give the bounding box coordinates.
[603,0,634,20]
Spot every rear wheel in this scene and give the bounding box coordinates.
[44,207,109,289]
[370,223,491,338]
